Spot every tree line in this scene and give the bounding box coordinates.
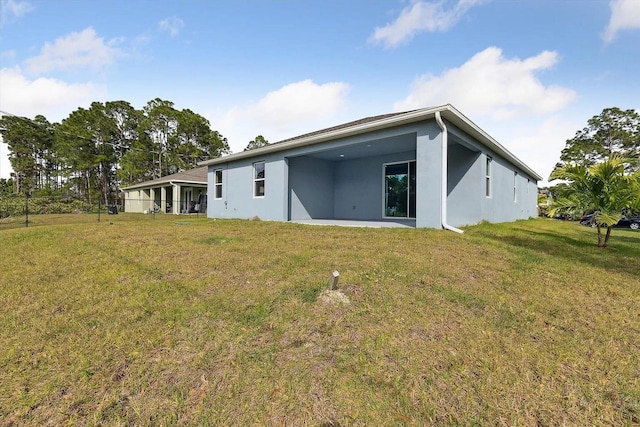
[0,98,231,204]
[549,107,640,247]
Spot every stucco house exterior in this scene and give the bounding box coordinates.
[122,166,207,214]
[199,105,542,230]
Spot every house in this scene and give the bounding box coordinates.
[199,105,542,230]
[122,166,208,214]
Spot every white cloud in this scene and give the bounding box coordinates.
[370,0,486,48]
[489,116,580,186]
[394,47,576,119]
[0,66,106,178]
[602,0,640,43]
[24,27,123,74]
[214,80,351,153]
[242,80,350,128]
[0,67,105,121]
[159,16,185,37]
[0,0,34,27]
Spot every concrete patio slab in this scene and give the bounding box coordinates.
[290,219,416,228]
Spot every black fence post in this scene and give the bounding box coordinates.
[25,193,29,228]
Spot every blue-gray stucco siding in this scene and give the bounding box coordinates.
[207,118,538,228]
[207,153,289,221]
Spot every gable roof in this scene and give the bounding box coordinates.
[199,104,542,181]
[121,165,208,190]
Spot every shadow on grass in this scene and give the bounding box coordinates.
[610,232,640,244]
[475,224,640,278]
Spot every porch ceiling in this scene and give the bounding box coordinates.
[295,133,416,161]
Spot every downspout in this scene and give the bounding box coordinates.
[435,111,464,234]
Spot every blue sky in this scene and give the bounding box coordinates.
[1,0,639,185]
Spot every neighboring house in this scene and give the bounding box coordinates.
[199,105,542,229]
[122,166,208,214]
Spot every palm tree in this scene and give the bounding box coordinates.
[549,155,640,248]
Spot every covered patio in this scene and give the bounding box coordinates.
[122,166,208,214]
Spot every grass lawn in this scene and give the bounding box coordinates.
[1,215,639,426]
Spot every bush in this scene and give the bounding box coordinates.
[0,196,98,216]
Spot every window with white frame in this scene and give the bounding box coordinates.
[253,161,265,197]
[485,156,492,197]
[214,169,223,199]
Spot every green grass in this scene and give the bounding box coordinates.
[1,215,639,426]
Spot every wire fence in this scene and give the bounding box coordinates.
[0,196,206,230]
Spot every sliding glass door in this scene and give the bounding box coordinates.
[384,161,416,218]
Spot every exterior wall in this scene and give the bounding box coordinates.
[206,117,539,228]
[209,123,422,221]
[289,157,334,220]
[481,155,538,223]
[333,151,415,220]
[415,122,444,228]
[446,144,483,226]
[519,176,538,219]
[207,153,289,221]
[445,122,539,227]
[212,149,420,221]
[124,189,151,213]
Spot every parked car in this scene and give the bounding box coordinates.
[579,213,640,230]
[579,213,595,227]
[614,216,640,230]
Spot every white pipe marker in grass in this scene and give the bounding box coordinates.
[328,270,339,290]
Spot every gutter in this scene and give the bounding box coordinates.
[435,111,464,234]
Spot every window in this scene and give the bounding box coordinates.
[253,161,265,197]
[485,156,492,197]
[214,169,223,199]
[513,171,518,202]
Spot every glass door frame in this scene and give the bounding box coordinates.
[382,160,416,219]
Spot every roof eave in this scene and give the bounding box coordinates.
[199,105,450,167]
[440,106,543,181]
[122,179,207,190]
